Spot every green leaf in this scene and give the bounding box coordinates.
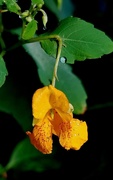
[0,0,3,5]
[0,56,8,88]
[4,0,21,14]
[0,164,7,180]
[41,17,113,63]
[32,0,44,6]
[5,138,60,172]
[56,67,87,114]
[0,178,6,180]
[44,0,74,20]
[0,77,32,132]
[23,42,87,114]
[22,20,37,40]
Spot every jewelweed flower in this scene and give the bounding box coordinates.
[26,85,88,154]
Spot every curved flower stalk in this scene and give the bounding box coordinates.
[26,85,88,154]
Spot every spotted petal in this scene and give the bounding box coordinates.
[59,118,88,150]
[26,118,53,154]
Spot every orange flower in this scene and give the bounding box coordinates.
[26,85,88,154]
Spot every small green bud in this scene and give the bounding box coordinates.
[26,16,33,22]
[21,10,29,18]
[38,3,43,9]
[40,9,48,29]
[42,14,48,29]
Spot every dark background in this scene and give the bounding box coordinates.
[0,0,113,179]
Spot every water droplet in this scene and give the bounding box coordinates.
[60,57,67,63]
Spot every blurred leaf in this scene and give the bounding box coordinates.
[0,56,8,88]
[41,17,113,63]
[0,164,5,174]
[0,177,6,180]
[4,0,21,14]
[0,0,3,5]
[22,20,37,40]
[31,0,44,5]
[57,0,63,9]
[6,138,60,172]
[0,164,7,180]
[0,77,32,132]
[10,27,22,39]
[44,0,74,20]
[23,42,87,114]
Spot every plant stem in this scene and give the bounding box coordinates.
[21,20,26,38]
[26,35,62,86]
[51,36,62,86]
[6,34,63,86]
[26,35,63,86]
[0,13,6,50]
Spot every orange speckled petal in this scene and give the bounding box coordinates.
[51,110,72,136]
[59,118,88,150]
[49,85,70,113]
[51,110,62,136]
[32,86,52,120]
[26,118,53,154]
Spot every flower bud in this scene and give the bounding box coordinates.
[40,9,48,29]
[26,16,33,22]
[21,10,29,18]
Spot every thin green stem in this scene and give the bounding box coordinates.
[21,20,26,38]
[5,35,58,51]
[5,34,63,86]
[51,37,62,86]
[0,13,6,50]
[24,34,61,43]
[26,35,63,86]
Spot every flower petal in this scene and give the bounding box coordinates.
[50,110,62,136]
[59,118,88,150]
[50,110,72,136]
[26,118,53,154]
[56,108,73,122]
[49,85,70,113]
[32,86,52,121]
